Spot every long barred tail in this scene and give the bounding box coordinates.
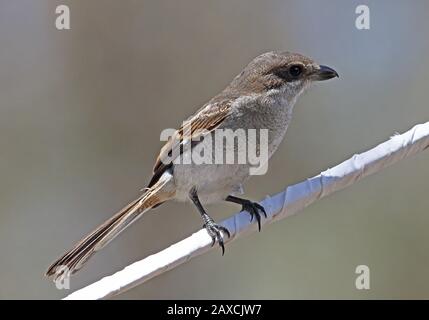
[45,173,174,280]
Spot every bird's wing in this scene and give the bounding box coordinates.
[147,100,232,187]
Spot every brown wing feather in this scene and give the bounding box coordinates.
[148,100,231,187]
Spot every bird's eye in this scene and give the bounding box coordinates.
[288,64,304,78]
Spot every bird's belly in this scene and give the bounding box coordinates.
[173,160,250,204]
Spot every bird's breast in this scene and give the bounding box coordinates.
[223,93,295,157]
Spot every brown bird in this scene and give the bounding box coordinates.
[46,51,338,280]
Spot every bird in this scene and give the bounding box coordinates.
[45,51,338,280]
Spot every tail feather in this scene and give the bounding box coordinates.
[45,174,174,280]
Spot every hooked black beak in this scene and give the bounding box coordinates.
[312,65,339,81]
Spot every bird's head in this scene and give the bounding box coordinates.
[229,51,338,102]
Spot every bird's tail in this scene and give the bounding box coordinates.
[45,172,174,280]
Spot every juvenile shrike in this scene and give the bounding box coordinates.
[46,51,338,279]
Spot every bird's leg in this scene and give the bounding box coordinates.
[225,195,267,232]
[189,187,230,255]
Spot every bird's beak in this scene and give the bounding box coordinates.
[311,65,339,81]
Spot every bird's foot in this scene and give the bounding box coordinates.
[241,201,267,232]
[203,216,230,255]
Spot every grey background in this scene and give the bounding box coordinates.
[0,0,428,299]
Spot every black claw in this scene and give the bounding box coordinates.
[225,195,267,231]
[241,201,267,232]
[219,238,225,256]
[254,209,261,231]
[203,220,230,255]
[255,203,267,218]
[218,225,231,238]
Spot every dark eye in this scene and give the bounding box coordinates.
[289,64,304,78]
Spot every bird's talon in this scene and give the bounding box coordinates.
[218,225,231,238]
[203,221,230,254]
[219,238,225,256]
[255,203,267,218]
[241,201,266,232]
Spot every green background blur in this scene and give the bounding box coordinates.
[1,0,429,299]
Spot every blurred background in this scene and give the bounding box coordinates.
[0,0,429,299]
